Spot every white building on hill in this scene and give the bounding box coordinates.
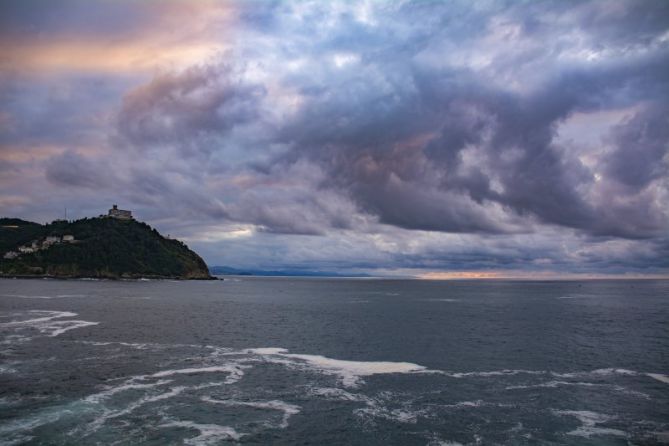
[108,204,133,220]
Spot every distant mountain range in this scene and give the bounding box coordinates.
[209,265,370,278]
[0,217,213,280]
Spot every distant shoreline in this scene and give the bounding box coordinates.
[1,274,665,282]
[0,274,219,281]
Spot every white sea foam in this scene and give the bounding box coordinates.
[310,386,428,424]
[308,387,372,403]
[426,434,465,446]
[449,369,545,378]
[425,298,459,302]
[553,368,639,379]
[0,293,86,299]
[288,354,427,387]
[48,320,99,336]
[84,379,173,404]
[1,294,56,299]
[0,311,77,326]
[77,340,154,350]
[554,410,626,438]
[151,364,246,384]
[647,373,669,384]
[81,386,190,435]
[556,294,596,299]
[506,381,601,390]
[160,421,242,445]
[245,347,289,355]
[355,406,425,424]
[506,381,649,398]
[0,310,99,339]
[445,400,485,408]
[202,397,300,428]
[245,348,430,387]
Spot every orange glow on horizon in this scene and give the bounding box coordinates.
[418,271,504,280]
[416,271,669,280]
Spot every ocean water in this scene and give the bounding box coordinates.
[0,278,668,445]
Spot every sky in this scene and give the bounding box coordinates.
[1,0,668,278]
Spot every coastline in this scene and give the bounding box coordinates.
[0,274,219,281]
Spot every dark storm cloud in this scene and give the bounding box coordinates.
[117,63,266,151]
[45,151,114,189]
[604,103,669,189]
[0,73,130,147]
[104,0,668,242]
[258,1,669,239]
[2,0,668,275]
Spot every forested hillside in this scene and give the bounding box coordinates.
[0,217,213,279]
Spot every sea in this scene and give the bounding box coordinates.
[0,277,667,445]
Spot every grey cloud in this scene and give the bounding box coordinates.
[262,1,669,239]
[45,151,114,188]
[109,0,669,240]
[604,103,669,189]
[3,0,668,275]
[117,62,266,154]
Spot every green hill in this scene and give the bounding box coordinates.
[0,217,213,279]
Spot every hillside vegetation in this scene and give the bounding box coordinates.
[0,217,213,279]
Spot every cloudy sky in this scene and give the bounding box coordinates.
[1,0,668,278]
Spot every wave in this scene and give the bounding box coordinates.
[0,293,84,299]
[1,294,58,299]
[308,386,431,425]
[552,368,638,378]
[307,386,372,404]
[3,338,663,445]
[84,386,189,434]
[151,364,247,384]
[84,379,173,404]
[647,373,669,385]
[427,439,465,446]
[74,379,226,438]
[447,367,648,381]
[201,397,300,428]
[556,294,597,299]
[158,421,242,445]
[0,310,99,341]
[506,381,649,398]
[355,405,427,424]
[448,369,545,378]
[77,340,155,350]
[553,410,626,438]
[424,298,459,302]
[506,381,603,390]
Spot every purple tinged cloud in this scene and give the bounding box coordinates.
[1,0,668,277]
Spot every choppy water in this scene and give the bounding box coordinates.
[1,278,668,445]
